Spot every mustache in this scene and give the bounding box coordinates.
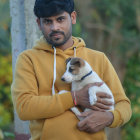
[50,31,64,37]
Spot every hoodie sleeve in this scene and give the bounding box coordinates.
[102,54,132,128]
[11,53,74,121]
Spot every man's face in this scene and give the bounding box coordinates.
[37,11,76,47]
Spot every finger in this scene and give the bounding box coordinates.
[80,101,91,108]
[95,102,111,110]
[97,97,114,105]
[78,123,89,131]
[79,110,93,117]
[90,106,106,112]
[77,118,88,128]
[86,127,100,133]
[85,128,93,133]
[96,92,112,98]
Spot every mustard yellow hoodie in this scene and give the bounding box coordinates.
[11,36,131,140]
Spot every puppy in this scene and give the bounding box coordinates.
[61,57,114,120]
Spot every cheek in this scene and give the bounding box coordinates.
[63,71,71,78]
[62,72,73,81]
[41,25,51,36]
[73,69,79,75]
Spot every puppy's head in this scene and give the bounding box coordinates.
[61,57,86,83]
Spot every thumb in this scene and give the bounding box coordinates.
[78,110,92,117]
[77,117,87,128]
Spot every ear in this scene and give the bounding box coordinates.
[73,60,80,67]
[71,11,77,24]
[71,57,85,67]
[66,57,72,64]
[70,58,81,67]
[36,18,41,30]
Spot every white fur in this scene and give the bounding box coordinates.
[61,58,114,120]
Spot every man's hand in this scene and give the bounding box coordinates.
[71,82,103,108]
[91,92,114,111]
[71,83,113,111]
[77,110,114,133]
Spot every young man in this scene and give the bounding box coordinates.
[11,0,132,140]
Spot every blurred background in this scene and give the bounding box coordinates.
[0,0,140,139]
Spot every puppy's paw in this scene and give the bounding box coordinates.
[71,107,84,120]
[89,94,97,105]
[88,87,97,105]
[71,107,81,116]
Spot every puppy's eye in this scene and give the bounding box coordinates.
[69,67,73,72]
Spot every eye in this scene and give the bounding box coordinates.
[69,67,73,72]
[43,19,52,25]
[57,17,65,22]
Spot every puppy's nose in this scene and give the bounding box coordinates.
[61,77,65,82]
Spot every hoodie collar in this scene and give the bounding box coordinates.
[33,36,86,53]
[33,36,86,95]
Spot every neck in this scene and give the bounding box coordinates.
[58,36,73,51]
[81,71,93,81]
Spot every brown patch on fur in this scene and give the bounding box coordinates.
[69,57,85,75]
[70,57,85,67]
[71,66,79,75]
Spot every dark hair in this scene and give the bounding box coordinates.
[34,0,74,18]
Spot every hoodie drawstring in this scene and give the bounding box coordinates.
[73,47,76,57]
[52,46,56,95]
[52,46,77,95]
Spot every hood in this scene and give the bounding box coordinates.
[33,36,86,54]
[33,36,86,95]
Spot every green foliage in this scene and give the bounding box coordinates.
[4,131,15,139]
[0,0,11,55]
[0,105,11,128]
[89,0,140,139]
[0,129,15,140]
[91,0,140,58]
[122,52,140,140]
[0,55,13,128]
[73,19,82,37]
[0,0,13,138]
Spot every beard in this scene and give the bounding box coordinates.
[43,25,72,47]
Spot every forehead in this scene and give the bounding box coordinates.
[66,59,80,75]
[66,60,71,67]
[41,11,70,20]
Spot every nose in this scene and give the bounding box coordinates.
[61,77,66,82]
[51,22,60,30]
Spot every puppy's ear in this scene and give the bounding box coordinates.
[66,57,72,64]
[71,57,85,67]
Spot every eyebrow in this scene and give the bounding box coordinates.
[57,15,66,18]
[42,18,51,21]
[42,15,66,20]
